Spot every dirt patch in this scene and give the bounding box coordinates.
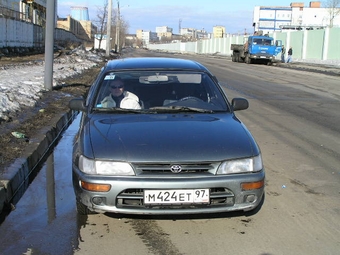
[0,57,104,170]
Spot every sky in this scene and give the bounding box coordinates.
[57,0,298,34]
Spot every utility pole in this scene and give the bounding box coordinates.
[115,1,120,53]
[44,0,55,90]
[106,0,112,56]
[179,19,182,34]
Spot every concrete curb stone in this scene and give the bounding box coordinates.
[0,110,77,214]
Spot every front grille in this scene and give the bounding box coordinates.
[116,188,234,209]
[134,163,215,174]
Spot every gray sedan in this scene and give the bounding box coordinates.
[69,57,265,215]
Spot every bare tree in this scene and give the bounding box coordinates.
[324,0,340,27]
[92,1,129,51]
[93,1,108,50]
[119,18,129,49]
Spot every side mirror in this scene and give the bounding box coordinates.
[232,98,249,111]
[69,98,87,112]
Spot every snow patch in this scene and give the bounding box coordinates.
[0,47,104,122]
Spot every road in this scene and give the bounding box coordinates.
[0,50,339,255]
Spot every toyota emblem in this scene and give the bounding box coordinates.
[170,165,182,173]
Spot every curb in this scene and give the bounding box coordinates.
[0,110,77,214]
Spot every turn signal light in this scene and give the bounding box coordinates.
[80,181,111,192]
[241,179,264,191]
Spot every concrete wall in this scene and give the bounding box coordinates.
[0,17,82,50]
[54,28,82,46]
[305,29,324,59]
[0,17,42,47]
[288,30,304,59]
[326,28,340,60]
[147,27,340,62]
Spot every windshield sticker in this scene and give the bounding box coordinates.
[104,73,116,80]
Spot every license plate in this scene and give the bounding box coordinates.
[144,189,209,204]
[260,56,266,58]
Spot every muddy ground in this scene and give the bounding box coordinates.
[0,54,105,170]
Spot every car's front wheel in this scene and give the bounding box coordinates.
[76,200,96,215]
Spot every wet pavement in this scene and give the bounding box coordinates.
[0,116,83,255]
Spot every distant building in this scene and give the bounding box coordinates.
[156,26,173,42]
[171,34,182,41]
[156,26,173,34]
[0,0,47,26]
[70,6,90,21]
[57,6,97,45]
[253,1,340,34]
[180,28,209,40]
[57,15,97,44]
[213,26,226,38]
[196,29,209,39]
[180,28,195,38]
[136,30,144,41]
[136,30,158,45]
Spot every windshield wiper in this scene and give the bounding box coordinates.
[148,106,214,113]
[92,107,142,113]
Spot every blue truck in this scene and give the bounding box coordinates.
[231,34,282,65]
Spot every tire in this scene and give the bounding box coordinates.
[245,55,252,64]
[236,53,240,62]
[76,200,96,215]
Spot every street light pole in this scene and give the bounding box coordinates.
[44,0,55,90]
[115,1,120,53]
[106,0,112,56]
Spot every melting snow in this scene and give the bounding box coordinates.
[0,47,104,122]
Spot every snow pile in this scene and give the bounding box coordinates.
[0,48,105,122]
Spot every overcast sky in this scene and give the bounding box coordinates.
[57,0,300,34]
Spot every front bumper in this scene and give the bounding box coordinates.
[72,166,265,215]
[251,54,274,60]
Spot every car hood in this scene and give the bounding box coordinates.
[83,113,258,162]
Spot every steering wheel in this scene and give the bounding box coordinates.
[179,96,204,102]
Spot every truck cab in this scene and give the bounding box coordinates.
[247,36,282,63]
[231,34,282,65]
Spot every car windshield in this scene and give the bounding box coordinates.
[92,71,229,112]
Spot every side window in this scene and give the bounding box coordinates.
[86,67,105,106]
[204,76,228,110]
[97,80,111,106]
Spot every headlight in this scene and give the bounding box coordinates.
[217,154,263,175]
[79,155,135,175]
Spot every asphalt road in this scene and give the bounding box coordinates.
[0,50,339,255]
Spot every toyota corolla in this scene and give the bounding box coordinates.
[69,57,265,215]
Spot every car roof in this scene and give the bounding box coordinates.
[105,57,211,72]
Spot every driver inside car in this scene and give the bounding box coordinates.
[101,76,141,109]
